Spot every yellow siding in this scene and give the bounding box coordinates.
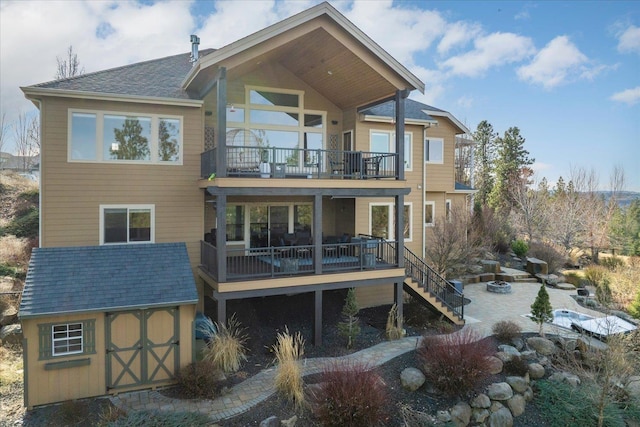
[425,118,457,192]
[39,97,204,270]
[355,284,394,309]
[23,313,106,408]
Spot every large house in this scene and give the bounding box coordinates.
[19,2,472,407]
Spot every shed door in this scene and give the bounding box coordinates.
[106,307,179,391]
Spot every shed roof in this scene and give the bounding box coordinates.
[19,243,198,319]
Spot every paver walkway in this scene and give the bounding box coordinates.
[110,336,420,422]
[111,279,606,422]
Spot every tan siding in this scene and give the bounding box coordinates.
[425,118,457,192]
[23,313,106,408]
[355,284,394,308]
[39,96,204,270]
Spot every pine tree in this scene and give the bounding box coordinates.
[337,288,360,349]
[110,118,150,160]
[473,120,497,207]
[530,284,553,337]
[488,126,534,212]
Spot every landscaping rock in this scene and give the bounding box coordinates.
[549,371,581,387]
[490,401,505,412]
[520,350,538,360]
[625,376,640,400]
[495,351,515,363]
[0,323,22,346]
[450,402,471,427]
[506,394,526,417]
[471,393,491,409]
[506,376,528,393]
[510,337,524,351]
[259,416,279,427]
[400,367,425,392]
[528,363,545,379]
[497,344,521,356]
[526,257,548,275]
[488,407,514,427]
[535,273,558,286]
[523,387,534,402]
[487,382,514,401]
[556,282,575,290]
[482,260,501,274]
[485,356,504,374]
[0,306,18,327]
[437,410,452,423]
[472,408,491,424]
[527,337,556,355]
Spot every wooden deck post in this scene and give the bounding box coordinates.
[313,290,323,346]
[394,281,404,331]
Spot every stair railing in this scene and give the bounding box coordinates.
[403,246,464,321]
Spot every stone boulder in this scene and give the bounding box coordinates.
[506,376,528,393]
[507,394,526,417]
[0,323,22,346]
[487,382,514,401]
[259,416,279,427]
[400,367,426,392]
[482,260,501,274]
[281,415,298,427]
[528,363,545,380]
[527,337,556,355]
[526,257,548,275]
[472,408,491,424]
[497,344,521,357]
[0,306,18,327]
[450,402,472,427]
[471,393,491,409]
[488,407,514,427]
[625,376,640,401]
[549,371,581,387]
[485,356,504,374]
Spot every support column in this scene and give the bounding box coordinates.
[395,194,404,268]
[313,290,323,346]
[216,67,227,178]
[216,296,227,326]
[216,195,227,282]
[395,89,408,181]
[313,194,323,274]
[394,282,404,331]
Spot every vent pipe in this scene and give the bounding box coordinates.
[190,35,200,64]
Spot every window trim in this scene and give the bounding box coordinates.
[68,109,183,165]
[425,137,444,164]
[424,201,435,227]
[368,202,413,241]
[99,204,155,245]
[368,129,412,170]
[38,319,96,360]
[52,323,84,357]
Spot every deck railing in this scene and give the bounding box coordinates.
[200,146,397,180]
[200,238,398,281]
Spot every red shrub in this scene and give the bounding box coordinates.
[417,328,496,396]
[309,360,388,427]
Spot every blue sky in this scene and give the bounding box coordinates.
[1,0,638,190]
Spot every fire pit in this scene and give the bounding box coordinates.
[486,280,512,294]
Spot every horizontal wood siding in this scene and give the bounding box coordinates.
[39,97,204,269]
[425,118,457,192]
[355,284,394,308]
[23,313,106,408]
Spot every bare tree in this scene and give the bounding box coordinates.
[13,112,38,171]
[55,45,84,80]
[28,115,40,153]
[508,173,551,243]
[0,113,7,169]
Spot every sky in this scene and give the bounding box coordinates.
[1,0,638,191]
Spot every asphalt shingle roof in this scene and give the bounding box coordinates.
[359,98,444,122]
[19,243,198,318]
[29,49,214,99]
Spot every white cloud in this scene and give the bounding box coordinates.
[531,162,553,173]
[345,1,446,65]
[616,24,640,54]
[456,95,474,109]
[610,86,640,105]
[440,32,535,77]
[437,21,482,54]
[514,10,530,21]
[517,36,588,89]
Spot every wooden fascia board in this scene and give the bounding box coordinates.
[361,114,437,127]
[21,87,203,108]
[183,2,424,93]
[422,110,471,135]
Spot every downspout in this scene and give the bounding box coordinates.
[422,126,427,260]
[32,98,43,248]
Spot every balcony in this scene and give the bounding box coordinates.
[201,146,398,180]
[200,237,399,282]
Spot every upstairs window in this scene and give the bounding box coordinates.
[69,110,182,164]
[425,138,444,164]
[100,205,154,244]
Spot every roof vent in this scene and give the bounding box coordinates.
[190,35,200,64]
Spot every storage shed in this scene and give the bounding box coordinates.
[19,243,199,408]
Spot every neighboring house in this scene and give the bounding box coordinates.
[19,2,470,407]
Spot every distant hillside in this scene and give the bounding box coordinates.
[596,191,640,207]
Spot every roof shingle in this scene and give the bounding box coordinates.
[19,243,198,318]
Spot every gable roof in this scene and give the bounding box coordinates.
[19,243,198,319]
[359,98,438,124]
[22,50,214,104]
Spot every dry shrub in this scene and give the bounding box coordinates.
[0,346,23,387]
[528,241,566,274]
[600,256,626,270]
[562,271,583,287]
[608,262,640,310]
[0,235,31,267]
[175,359,224,399]
[98,404,127,424]
[583,265,608,286]
[309,360,388,427]
[385,303,404,340]
[272,327,305,410]
[398,403,435,426]
[417,328,495,396]
[503,356,529,376]
[202,314,248,373]
[491,320,522,343]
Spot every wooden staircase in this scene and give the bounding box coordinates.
[403,247,465,326]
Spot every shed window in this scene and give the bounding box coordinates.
[38,319,96,360]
